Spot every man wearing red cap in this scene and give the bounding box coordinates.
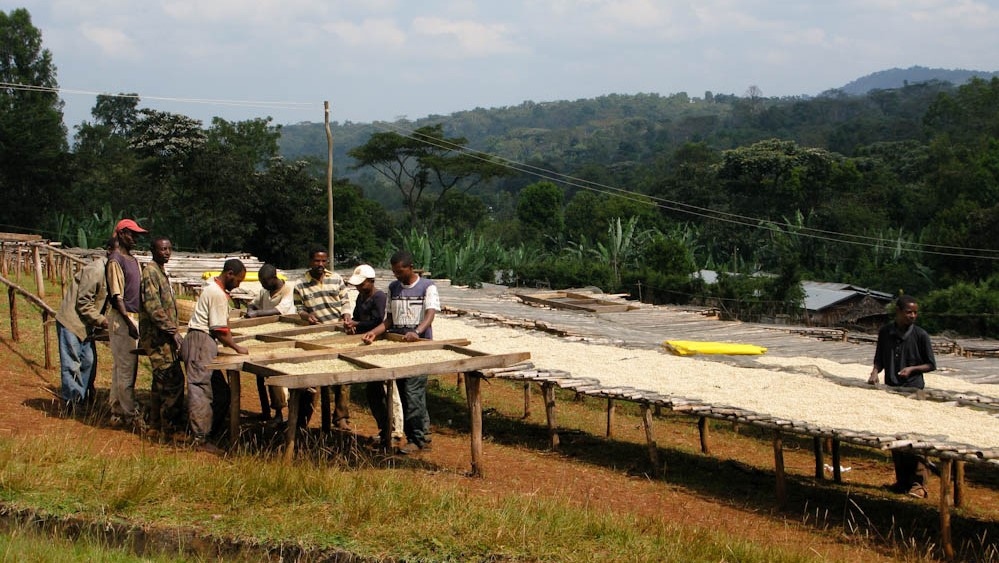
[106,218,148,427]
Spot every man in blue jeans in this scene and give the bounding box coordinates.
[55,239,114,413]
[363,250,440,454]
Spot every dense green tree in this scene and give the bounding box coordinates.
[0,8,68,232]
[349,124,508,228]
[516,181,564,246]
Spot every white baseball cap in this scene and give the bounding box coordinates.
[347,264,376,285]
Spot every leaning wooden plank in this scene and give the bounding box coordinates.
[265,351,531,389]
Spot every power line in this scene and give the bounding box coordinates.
[1,81,318,112]
[367,121,999,261]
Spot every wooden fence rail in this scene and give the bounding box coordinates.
[0,273,56,369]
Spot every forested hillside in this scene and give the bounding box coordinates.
[4,6,999,335]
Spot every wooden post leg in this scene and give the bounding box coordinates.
[774,430,787,508]
[320,387,331,433]
[227,370,241,446]
[953,461,965,508]
[542,382,559,451]
[523,382,531,419]
[641,404,660,475]
[697,416,710,454]
[8,287,18,341]
[813,437,824,480]
[831,439,842,484]
[464,371,483,477]
[939,458,954,560]
[284,389,300,464]
[42,312,52,370]
[456,372,463,391]
[606,398,615,439]
[32,245,44,298]
[382,381,393,450]
[256,375,271,419]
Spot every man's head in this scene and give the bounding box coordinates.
[221,258,247,291]
[894,295,919,328]
[307,248,329,280]
[113,218,147,251]
[150,236,172,266]
[389,250,416,284]
[259,263,283,292]
[347,264,376,293]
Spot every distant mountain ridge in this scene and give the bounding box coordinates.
[838,65,999,95]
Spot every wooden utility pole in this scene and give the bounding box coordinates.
[324,101,335,260]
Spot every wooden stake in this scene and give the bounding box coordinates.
[542,382,559,451]
[324,101,335,260]
[42,313,52,370]
[284,389,300,464]
[605,398,615,438]
[939,458,954,560]
[32,245,44,298]
[8,286,18,341]
[813,436,824,480]
[256,375,270,417]
[320,387,331,433]
[954,461,965,508]
[465,371,484,477]
[382,381,394,450]
[642,404,660,474]
[523,382,531,419]
[697,416,710,455]
[228,369,241,446]
[831,439,842,483]
[774,430,787,507]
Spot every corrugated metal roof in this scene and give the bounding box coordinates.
[694,271,893,312]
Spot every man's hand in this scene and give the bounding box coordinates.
[127,321,139,340]
[868,367,879,385]
[343,318,358,335]
[233,344,249,355]
[403,331,419,342]
[361,331,376,344]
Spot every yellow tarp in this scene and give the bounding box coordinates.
[662,340,767,356]
[201,271,287,282]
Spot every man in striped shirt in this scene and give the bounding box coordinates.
[293,247,353,429]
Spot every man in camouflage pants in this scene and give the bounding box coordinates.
[140,236,185,437]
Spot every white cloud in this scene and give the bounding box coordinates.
[79,24,141,60]
[411,17,525,57]
[325,18,406,48]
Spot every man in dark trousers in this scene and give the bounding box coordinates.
[106,218,147,427]
[869,295,936,498]
[363,250,440,454]
[140,236,184,439]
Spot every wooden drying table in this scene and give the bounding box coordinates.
[251,342,530,476]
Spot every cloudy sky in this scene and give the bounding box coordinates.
[14,0,999,132]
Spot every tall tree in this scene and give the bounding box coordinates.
[0,8,68,232]
[349,124,508,228]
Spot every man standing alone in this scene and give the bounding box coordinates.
[140,236,184,437]
[869,295,936,498]
[106,219,146,426]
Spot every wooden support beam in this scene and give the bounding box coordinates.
[32,245,44,298]
[523,382,531,419]
[283,389,300,464]
[465,371,484,477]
[697,416,710,455]
[954,461,965,508]
[606,398,615,439]
[642,404,660,475]
[542,382,559,451]
[774,430,787,507]
[227,370,241,446]
[256,375,270,418]
[320,387,331,433]
[813,436,824,480]
[8,286,18,341]
[939,458,954,561]
[381,381,394,451]
[831,439,842,484]
[42,313,52,370]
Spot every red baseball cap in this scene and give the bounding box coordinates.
[114,218,147,234]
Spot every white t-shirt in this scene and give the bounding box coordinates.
[250,282,295,315]
[188,279,231,333]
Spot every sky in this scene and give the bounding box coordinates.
[12,0,999,133]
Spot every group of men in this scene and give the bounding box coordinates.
[56,219,439,454]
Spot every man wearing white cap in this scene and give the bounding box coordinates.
[106,218,147,427]
[345,265,404,447]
